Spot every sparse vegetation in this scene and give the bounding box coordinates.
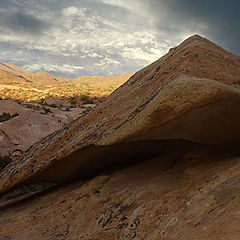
[0,112,19,123]
[49,103,57,108]
[0,66,134,103]
[86,106,92,112]
[42,107,52,114]
[0,85,110,103]
[85,98,94,104]
[81,95,94,104]
[0,112,11,122]
[12,112,19,118]
[70,98,77,105]
[0,155,11,171]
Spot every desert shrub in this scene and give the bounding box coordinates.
[12,112,19,118]
[86,106,92,112]
[70,98,77,105]
[85,98,94,104]
[43,107,52,114]
[0,112,11,122]
[81,95,88,101]
[49,103,57,108]
[0,155,11,171]
[81,96,94,104]
[0,112,18,122]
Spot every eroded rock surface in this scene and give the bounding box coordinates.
[1,35,240,193]
[0,147,240,239]
[0,100,84,157]
[1,35,240,239]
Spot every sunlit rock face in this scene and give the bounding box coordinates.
[1,35,240,239]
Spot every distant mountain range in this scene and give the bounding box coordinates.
[0,62,134,102]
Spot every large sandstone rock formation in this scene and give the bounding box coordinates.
[0,35,240,239]
[1,148,240,240]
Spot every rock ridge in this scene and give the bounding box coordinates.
[1,34,240,195]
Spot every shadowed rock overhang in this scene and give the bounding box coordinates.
[1,34,240,195]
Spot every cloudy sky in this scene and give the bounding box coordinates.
[0,0,239,77]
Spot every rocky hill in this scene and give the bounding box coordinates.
[0,35,240,239]
[0,63,132,159]
[0,62,133,102]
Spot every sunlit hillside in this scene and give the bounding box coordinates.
[0,62,134,102]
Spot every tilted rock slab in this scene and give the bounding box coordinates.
[1,35,240,194]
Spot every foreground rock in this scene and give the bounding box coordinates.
[1,34,240,193]
[0,147,240,239]
[1,35,240,239]
[0,100,84,157]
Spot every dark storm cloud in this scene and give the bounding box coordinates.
[0,11,50,35]
[0,0,51,36]
[0,0,239,77]
[143,0,240,55]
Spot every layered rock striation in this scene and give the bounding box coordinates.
[1,35,240,239]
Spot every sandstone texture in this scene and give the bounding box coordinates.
[0,35,240,239]
[0,100,84,158]
[1,147,240,240]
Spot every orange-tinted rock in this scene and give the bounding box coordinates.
[0,147,240,239]
[1,35,240,194]
[1,35,240,239]
[0,100,84,157]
